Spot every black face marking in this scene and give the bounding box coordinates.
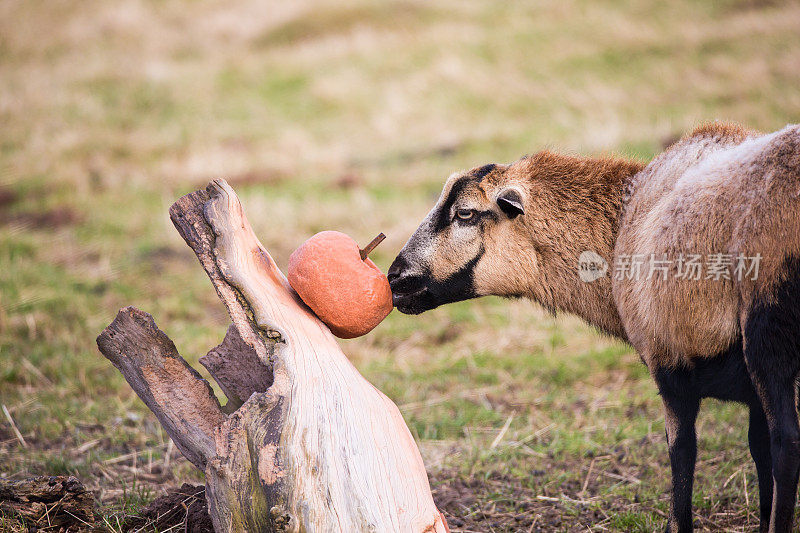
[472,163,497,181]
[432,164,498,232]
[455,209,497,227]
[390,246,485,314]
[433,176,475,232]
[428,245,484,301]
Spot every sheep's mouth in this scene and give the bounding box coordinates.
[389,274,441,315]
[390,270,479,314]
[391,286,440,315]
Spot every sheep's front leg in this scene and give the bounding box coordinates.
[654,369,700,533]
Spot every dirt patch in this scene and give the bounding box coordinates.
[1,206,81,230]
[0,183,80,230]
[725,0,783,12]
[138,245,194,273]
[0,187,19,210]
[0,424,13,442]
[432,470,572,532]
[331,172,364,190]
[125,483,213,533]
[430,467,755,532]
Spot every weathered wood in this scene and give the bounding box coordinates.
[201,325,269,410]
[169,187,275,375]
[0,476,96,528]
[96,306,224,470]
[98,179,448,533]
[199,180,446,532]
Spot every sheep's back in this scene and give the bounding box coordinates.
[613,124,800,368]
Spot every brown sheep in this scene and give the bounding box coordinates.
[388,123,800,533]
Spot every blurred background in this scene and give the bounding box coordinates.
[1,0,799,530]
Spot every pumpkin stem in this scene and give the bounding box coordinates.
[359,233,386,261]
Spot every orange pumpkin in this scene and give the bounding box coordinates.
[288,231,392,338]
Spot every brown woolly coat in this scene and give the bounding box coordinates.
[614,123,800,368]
[399,123,800,371]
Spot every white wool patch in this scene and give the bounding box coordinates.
[676,126,795,189]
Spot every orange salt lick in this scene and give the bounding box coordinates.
[288,231,393,339]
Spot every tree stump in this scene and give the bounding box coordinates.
[96,180,448,533]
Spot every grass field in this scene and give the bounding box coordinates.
[2,0,800,531]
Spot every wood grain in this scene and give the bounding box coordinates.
[98,179,447,533]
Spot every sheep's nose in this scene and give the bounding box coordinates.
[387,254,408,284]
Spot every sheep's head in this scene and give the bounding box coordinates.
[388,162,536,315]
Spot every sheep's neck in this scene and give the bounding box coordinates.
[521,152,645,341]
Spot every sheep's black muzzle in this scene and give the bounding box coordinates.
[387,254,439,315]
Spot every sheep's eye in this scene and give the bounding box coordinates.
[455,209,475,221]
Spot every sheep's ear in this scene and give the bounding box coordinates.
[496,189,525,219]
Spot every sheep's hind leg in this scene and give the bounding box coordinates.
[743,258,800,533]
[748,403,773,533]
[743,348,800,533]
[653,367,701,533]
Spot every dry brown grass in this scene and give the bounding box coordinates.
[1,0,800,530]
